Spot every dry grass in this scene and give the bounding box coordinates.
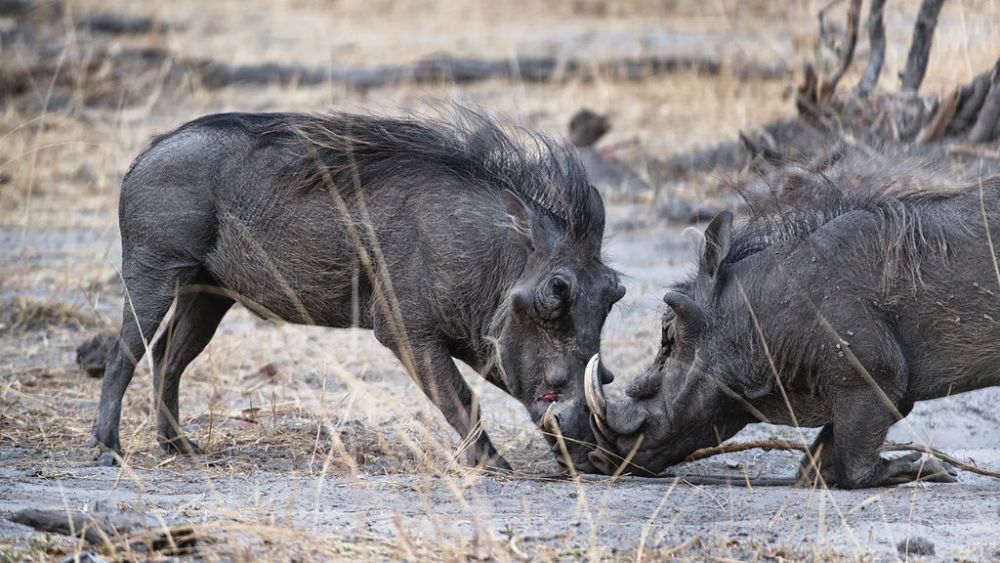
[0,297,96,334]
[3,0,1000,561]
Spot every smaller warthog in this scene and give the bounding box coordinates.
[91,109,624,470]
[583,157,1000,488]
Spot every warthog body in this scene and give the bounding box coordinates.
[585,155,1000,488]
[92,110,624,469]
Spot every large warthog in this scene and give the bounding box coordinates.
[91,110,624,470]
[583,156,1000,488]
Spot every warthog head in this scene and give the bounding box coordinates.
[493,189,625,473]
[582,212,753,475]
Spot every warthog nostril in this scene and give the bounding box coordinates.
[588,450,615,475]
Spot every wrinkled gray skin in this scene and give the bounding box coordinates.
[90,111,624,470]
[586,174,1000,489]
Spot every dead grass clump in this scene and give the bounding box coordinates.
[0,297,96,334]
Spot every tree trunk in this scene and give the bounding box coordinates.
[968,69,1000,143]
[855,0,886,97]
[900,0,946,93]
[819,0,862,104]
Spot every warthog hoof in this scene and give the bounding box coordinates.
[160,437,202,456]
[485,455,512,473]
[884,452,957,485]
[89,434,122,466]
[97,451,118,467]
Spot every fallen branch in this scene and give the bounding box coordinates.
[6,509,198,555]
[685,439,1000,480]
[77,12,167,35]
[685,440,808,462]
[948,142,1000,160]
[3,43,790,103]
[0,0,59,17]
[190,52,788,90]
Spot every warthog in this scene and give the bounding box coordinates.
[91,110,624,470]
[583,155,1000,488]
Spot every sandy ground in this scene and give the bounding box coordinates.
[2,204,1000,561]
[3,0,1000,560]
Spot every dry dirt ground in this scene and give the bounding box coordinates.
[2,1,1000,561]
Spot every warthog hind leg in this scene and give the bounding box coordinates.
[151,282,233,456]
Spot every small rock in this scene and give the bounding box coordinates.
[73,163,98,183]
[258,363,278,377]
[662,198,722,224]
[61,552,107,563]
[897,536,935,556]
[568,108,610,148]
[76,332,115,378]
[576,147,650,193]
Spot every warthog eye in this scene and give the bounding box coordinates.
[548,275,570,298]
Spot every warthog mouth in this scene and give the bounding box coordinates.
[587,448,617,475]
[582,354,658,476]
[541,401,597,475]
[584,354,610,438]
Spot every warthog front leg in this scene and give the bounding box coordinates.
[806,390,954,488]
[91,261,192,466]
[391,342,510,471]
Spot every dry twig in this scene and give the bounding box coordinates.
[685,439,1000,480]
[819,0,862,105]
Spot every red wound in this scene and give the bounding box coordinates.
[539,393,560,402]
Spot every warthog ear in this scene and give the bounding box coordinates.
[699,211,733,281]
[739,131,781,170]
[502,189,549,253]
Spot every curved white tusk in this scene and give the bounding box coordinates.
[584,354,607,419]
[591,412,612,441]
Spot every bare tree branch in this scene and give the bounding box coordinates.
[819,0,862,105]
[796,62,820,117]
[900,0,946,93]
[969,58,1000,143]
[949,70,993,135]
[916,90,960,143]
[855,0,886,97]
[817,0,846,51]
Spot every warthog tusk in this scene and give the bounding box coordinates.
[591,412,613,441]
[584,354,607,418]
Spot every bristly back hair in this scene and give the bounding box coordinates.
[721,142,975,288]
[237,107,604,243]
